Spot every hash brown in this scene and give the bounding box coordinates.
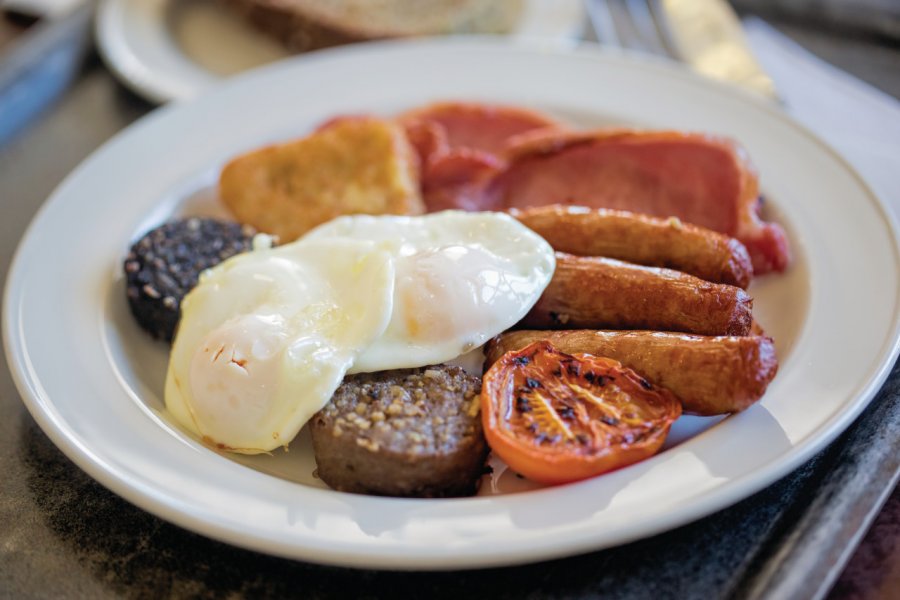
[220,117,424,242]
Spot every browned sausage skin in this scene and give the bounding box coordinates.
[509,205,753,288]
[485,330,778,415]
[524,253,753,337]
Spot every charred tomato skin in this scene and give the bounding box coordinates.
[481,341,681,485]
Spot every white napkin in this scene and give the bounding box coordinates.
[743,17,900,221]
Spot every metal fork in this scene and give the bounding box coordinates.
[584,0,779,100]
[585,0,677,58]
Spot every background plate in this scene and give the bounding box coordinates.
[95,0,586,103]
[4,39,900,569]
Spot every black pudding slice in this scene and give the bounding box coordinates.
[123,217,257,342]
[311,366,488,498]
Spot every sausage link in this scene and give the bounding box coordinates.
[510,205,753,288]
[485,330,778,415]
[523,254,753,336]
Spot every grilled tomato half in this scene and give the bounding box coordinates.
[481,340,681,485]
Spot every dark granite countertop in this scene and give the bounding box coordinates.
[1,10,898,599]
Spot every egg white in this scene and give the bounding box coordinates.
[164,238,395,453]
[304,211,556,373]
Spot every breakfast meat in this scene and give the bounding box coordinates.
[399,102,561,212]
[420,148,503,212]
[402,118,450,168]
[523,253,753,336]
[485,129,791,274]
[510,205,753,288]
[485,330,778,415]
[219,117,424,242]
[123,217,256,342]
[310,366,488,497]
[399,101,561,158]
[219,0,525,53]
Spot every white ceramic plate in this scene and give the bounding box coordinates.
[5,39,900,570]
[95,0,586,103]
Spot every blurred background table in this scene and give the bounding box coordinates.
[1,3,898,598]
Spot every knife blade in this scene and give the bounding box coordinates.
[586,0,778,101]
[655,0,778,100]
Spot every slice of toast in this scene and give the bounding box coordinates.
[221,0,524,52]
[220,117,424,241]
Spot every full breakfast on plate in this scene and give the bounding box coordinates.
[123,101,790,498]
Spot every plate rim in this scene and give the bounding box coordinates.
[95,0,182,104]
[5,37,900,569]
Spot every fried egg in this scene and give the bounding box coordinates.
[164,210,555,454]
[164,238,394,453]
[304,211,556,372]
